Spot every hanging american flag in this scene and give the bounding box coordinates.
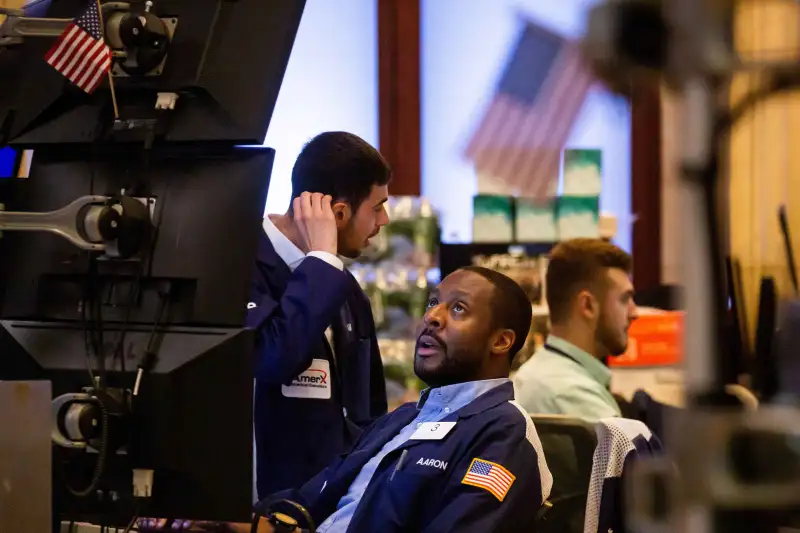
[44,1,112,94]
[464,22,594,198]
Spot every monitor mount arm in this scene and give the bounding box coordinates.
[0,7,71,46]
[0,2,140,47]
[0,194,152,258]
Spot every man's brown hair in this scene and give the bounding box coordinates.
[545,238,633,324]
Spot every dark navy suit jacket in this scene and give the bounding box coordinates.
[247,230,387,498]
[261,382,553,533]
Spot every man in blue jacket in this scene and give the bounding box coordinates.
[248,132,391,498]
[253,266,553,533]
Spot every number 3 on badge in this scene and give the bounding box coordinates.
[411,421,456,440]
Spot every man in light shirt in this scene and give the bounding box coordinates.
[514,239,638,421]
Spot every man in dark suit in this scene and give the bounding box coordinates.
[247,132,391,498]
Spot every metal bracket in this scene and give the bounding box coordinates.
[0,2,133,47]
[0,195,110,252]
[0,10,72,46]
[155,91,178,110]
[110,15,177,78]
[51,392,93,450]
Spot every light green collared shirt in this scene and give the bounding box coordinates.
[512,335,621,421]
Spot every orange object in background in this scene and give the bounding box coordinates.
[610,311,684,367]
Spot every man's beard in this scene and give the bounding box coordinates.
[414,349,482,387]
[337,234,357,259]
[596,316,627,357]
[338,223,364,259]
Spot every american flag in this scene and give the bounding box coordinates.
[464,22,594,198]
[461,458,516,502]
[44,1,112,94]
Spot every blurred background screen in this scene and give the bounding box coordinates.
[0,147,16,178]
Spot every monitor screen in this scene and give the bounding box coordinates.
[0,147,16,178]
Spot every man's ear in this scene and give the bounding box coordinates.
[490,329,515,357]
[332,200,351,228]
[577,289,598,320]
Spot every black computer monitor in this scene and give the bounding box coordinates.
[0,145,272,524]
[1,145,272,326]
[0,0,305,146]
[1,322,256,525]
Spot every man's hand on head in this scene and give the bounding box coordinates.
[293,192,338,256]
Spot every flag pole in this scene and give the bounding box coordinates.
[94,0,119,120]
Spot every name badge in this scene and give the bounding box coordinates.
[281,359,332,399]
[410,421,456,441]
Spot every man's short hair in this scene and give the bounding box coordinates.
[291,132,392,211]
[461,266,532,362]
[545,238,633,324]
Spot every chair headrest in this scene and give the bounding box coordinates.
[530,415,597,440]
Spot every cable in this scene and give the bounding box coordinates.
[64,396,109,498]
[82,252,105,387]
[133,285,170,397]
[100,493,107,533]
[779,205,799,294]
[111,238,150,375]
[112,120,164,377]
[92,257,107,388]
[111,195,163,377]
[81,271,98,386]
[112,193,164,378]
[81,120,111,388]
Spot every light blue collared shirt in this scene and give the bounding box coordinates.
[317,378,511,532]
[513,335,621,421]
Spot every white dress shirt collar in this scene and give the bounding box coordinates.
[262,215,305,271]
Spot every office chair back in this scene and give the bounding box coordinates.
[586,418,663,533]
[531,415,597,533]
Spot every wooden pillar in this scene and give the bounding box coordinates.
[378,0,421,196]
[631,85,663,290]
[660,89,682,285]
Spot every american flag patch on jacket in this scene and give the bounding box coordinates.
[461,458,516,502]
